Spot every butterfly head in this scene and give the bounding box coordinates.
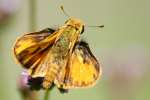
[65,18,85,34]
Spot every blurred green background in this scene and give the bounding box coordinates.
[0,0,150,100]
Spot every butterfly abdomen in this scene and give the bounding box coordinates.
[42,63,60,89]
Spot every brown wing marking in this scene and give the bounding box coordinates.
[55,41,102,89]
[13,28,61,77]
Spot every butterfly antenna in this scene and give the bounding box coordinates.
[86,25,104,28]
[60,5,70,18]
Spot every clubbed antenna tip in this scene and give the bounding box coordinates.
[87,25,104,28]
[98,25,104,28]
[60,5,70,18]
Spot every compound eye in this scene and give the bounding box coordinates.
[81,26,84,34]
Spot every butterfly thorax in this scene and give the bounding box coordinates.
[54,26,78,54]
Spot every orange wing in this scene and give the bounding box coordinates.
[13,28,59,77]
[55,41,102,89]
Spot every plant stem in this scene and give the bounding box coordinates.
[29,1,51,100]
[28,1,38,100]
[44,89,51,100]
[29,0,37,31]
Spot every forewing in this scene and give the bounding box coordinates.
[55,41,102,89]
[13,28,58,76]
[14,28,56,58]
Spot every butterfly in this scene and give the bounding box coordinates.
[13,17,102,92]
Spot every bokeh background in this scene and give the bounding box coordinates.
[0,0,150,100]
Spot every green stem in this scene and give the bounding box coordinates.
[29,0,37,31]
[28,1,38,100]
[29,1,51,100]
[44,89,51,100]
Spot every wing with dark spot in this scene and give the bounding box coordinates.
[55,41,102,89]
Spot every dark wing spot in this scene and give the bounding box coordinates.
[40,28,56,34]
[76,40,100,72]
